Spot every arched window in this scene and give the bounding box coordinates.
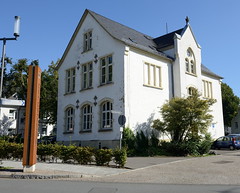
[81,104,92,131]
[188,87,195,96]
[185,48,196,75]
[100,101,113,129]
[65,107,75,132]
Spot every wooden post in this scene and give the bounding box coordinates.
[22,64,41,172]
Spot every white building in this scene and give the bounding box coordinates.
[57,9,224,148]
[0,98,25,135]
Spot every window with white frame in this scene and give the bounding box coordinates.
[185,48,196,75]
[100,101,113,129]
[83,31,92,52]
[65,107,75,132]
[66,68,76,93]
[202,80,213,98]
[82,62,93,89]
[81,104,92,131]
[100,55,113,84]
[144,62,162,88]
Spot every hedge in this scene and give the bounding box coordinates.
[0,140,127,167]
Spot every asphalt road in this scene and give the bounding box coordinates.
[1,179,240,193]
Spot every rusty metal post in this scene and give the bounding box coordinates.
[22,64,41,172]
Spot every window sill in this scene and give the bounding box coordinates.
[185,72,197,77]
[63,131,74,134]
[80,87,93,92]
[79,130,92,133]
[98,82,114,88]
[143,84,163,90]
[81,48,93,54]
[64,91,76,96]
[98,128,113,132]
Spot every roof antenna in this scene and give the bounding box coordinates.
[166,22,168,34]
[185,16,190,25]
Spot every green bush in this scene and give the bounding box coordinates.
[59,145,77,163]
[0,140,8,159]
[10,143,23,160]
[73,147,94,165]
[113,148,127,167]
[94,149,113,166]
[198,134,212,155]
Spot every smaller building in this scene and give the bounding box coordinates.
[0,98,25,135]
[231,107,240,134]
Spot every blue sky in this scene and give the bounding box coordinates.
[0,0,239,97]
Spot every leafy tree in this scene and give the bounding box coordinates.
[3,59,58,124]
[3,58,28,99]
[153,89,215,143]
[221,82,240,127]
[40,61,58,124]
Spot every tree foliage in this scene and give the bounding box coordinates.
[221,82,240,127]
[2,59,58,124]
[153,89,215,143]
[4,58,28,99]
[40,61,58,124]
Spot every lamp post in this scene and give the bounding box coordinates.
[0,16,20,98]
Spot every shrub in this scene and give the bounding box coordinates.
[94,149,113,166]
[59,145,77,163]
[198,134,212,155]
[113,148,127,167]
[0,140,8,159]
[73,147,94,165]
[10,143,23,160]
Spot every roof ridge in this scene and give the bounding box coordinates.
[87,9,154,39]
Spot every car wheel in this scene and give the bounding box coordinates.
[229,145,235,150]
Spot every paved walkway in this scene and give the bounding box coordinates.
[1,150,240,185]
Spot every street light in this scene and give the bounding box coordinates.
[0,16,21,98]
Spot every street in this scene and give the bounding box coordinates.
[1,179,240,193]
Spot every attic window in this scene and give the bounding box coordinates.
[149,46,156,50]
[83,31,92,52]
[144,35,151,40]
[128,38,137,44]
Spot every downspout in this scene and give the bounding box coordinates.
[171,62,175,98]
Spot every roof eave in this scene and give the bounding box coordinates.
[57,9,89,70]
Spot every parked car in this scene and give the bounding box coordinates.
[38,135,56,144]
[212,135,240,150]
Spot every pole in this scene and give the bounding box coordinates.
[0,39,6,98]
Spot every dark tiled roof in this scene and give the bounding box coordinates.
[201,64,223,79]
[153,29,184,49]
[88,10,171,59]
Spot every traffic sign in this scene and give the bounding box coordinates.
[118,115,126,126]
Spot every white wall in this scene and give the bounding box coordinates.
[124,47,171,133]
[57,13,125,144]
[201,74,224,138]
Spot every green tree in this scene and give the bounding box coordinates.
[40,61,58,124]
[153,89,215,143]
[4,58,28,99]
[4,59,58,124]
[221,82,240,127]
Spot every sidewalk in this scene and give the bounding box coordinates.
[1,151,240,184]
[0,156,190,179]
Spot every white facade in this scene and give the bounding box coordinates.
[57,10,224,148]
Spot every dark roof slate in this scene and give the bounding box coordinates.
[88,10,171,59]
[201,64,223,79]
[153,29,184,49]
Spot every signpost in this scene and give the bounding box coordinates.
[22,64,41,172]
[118,115,126,149]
